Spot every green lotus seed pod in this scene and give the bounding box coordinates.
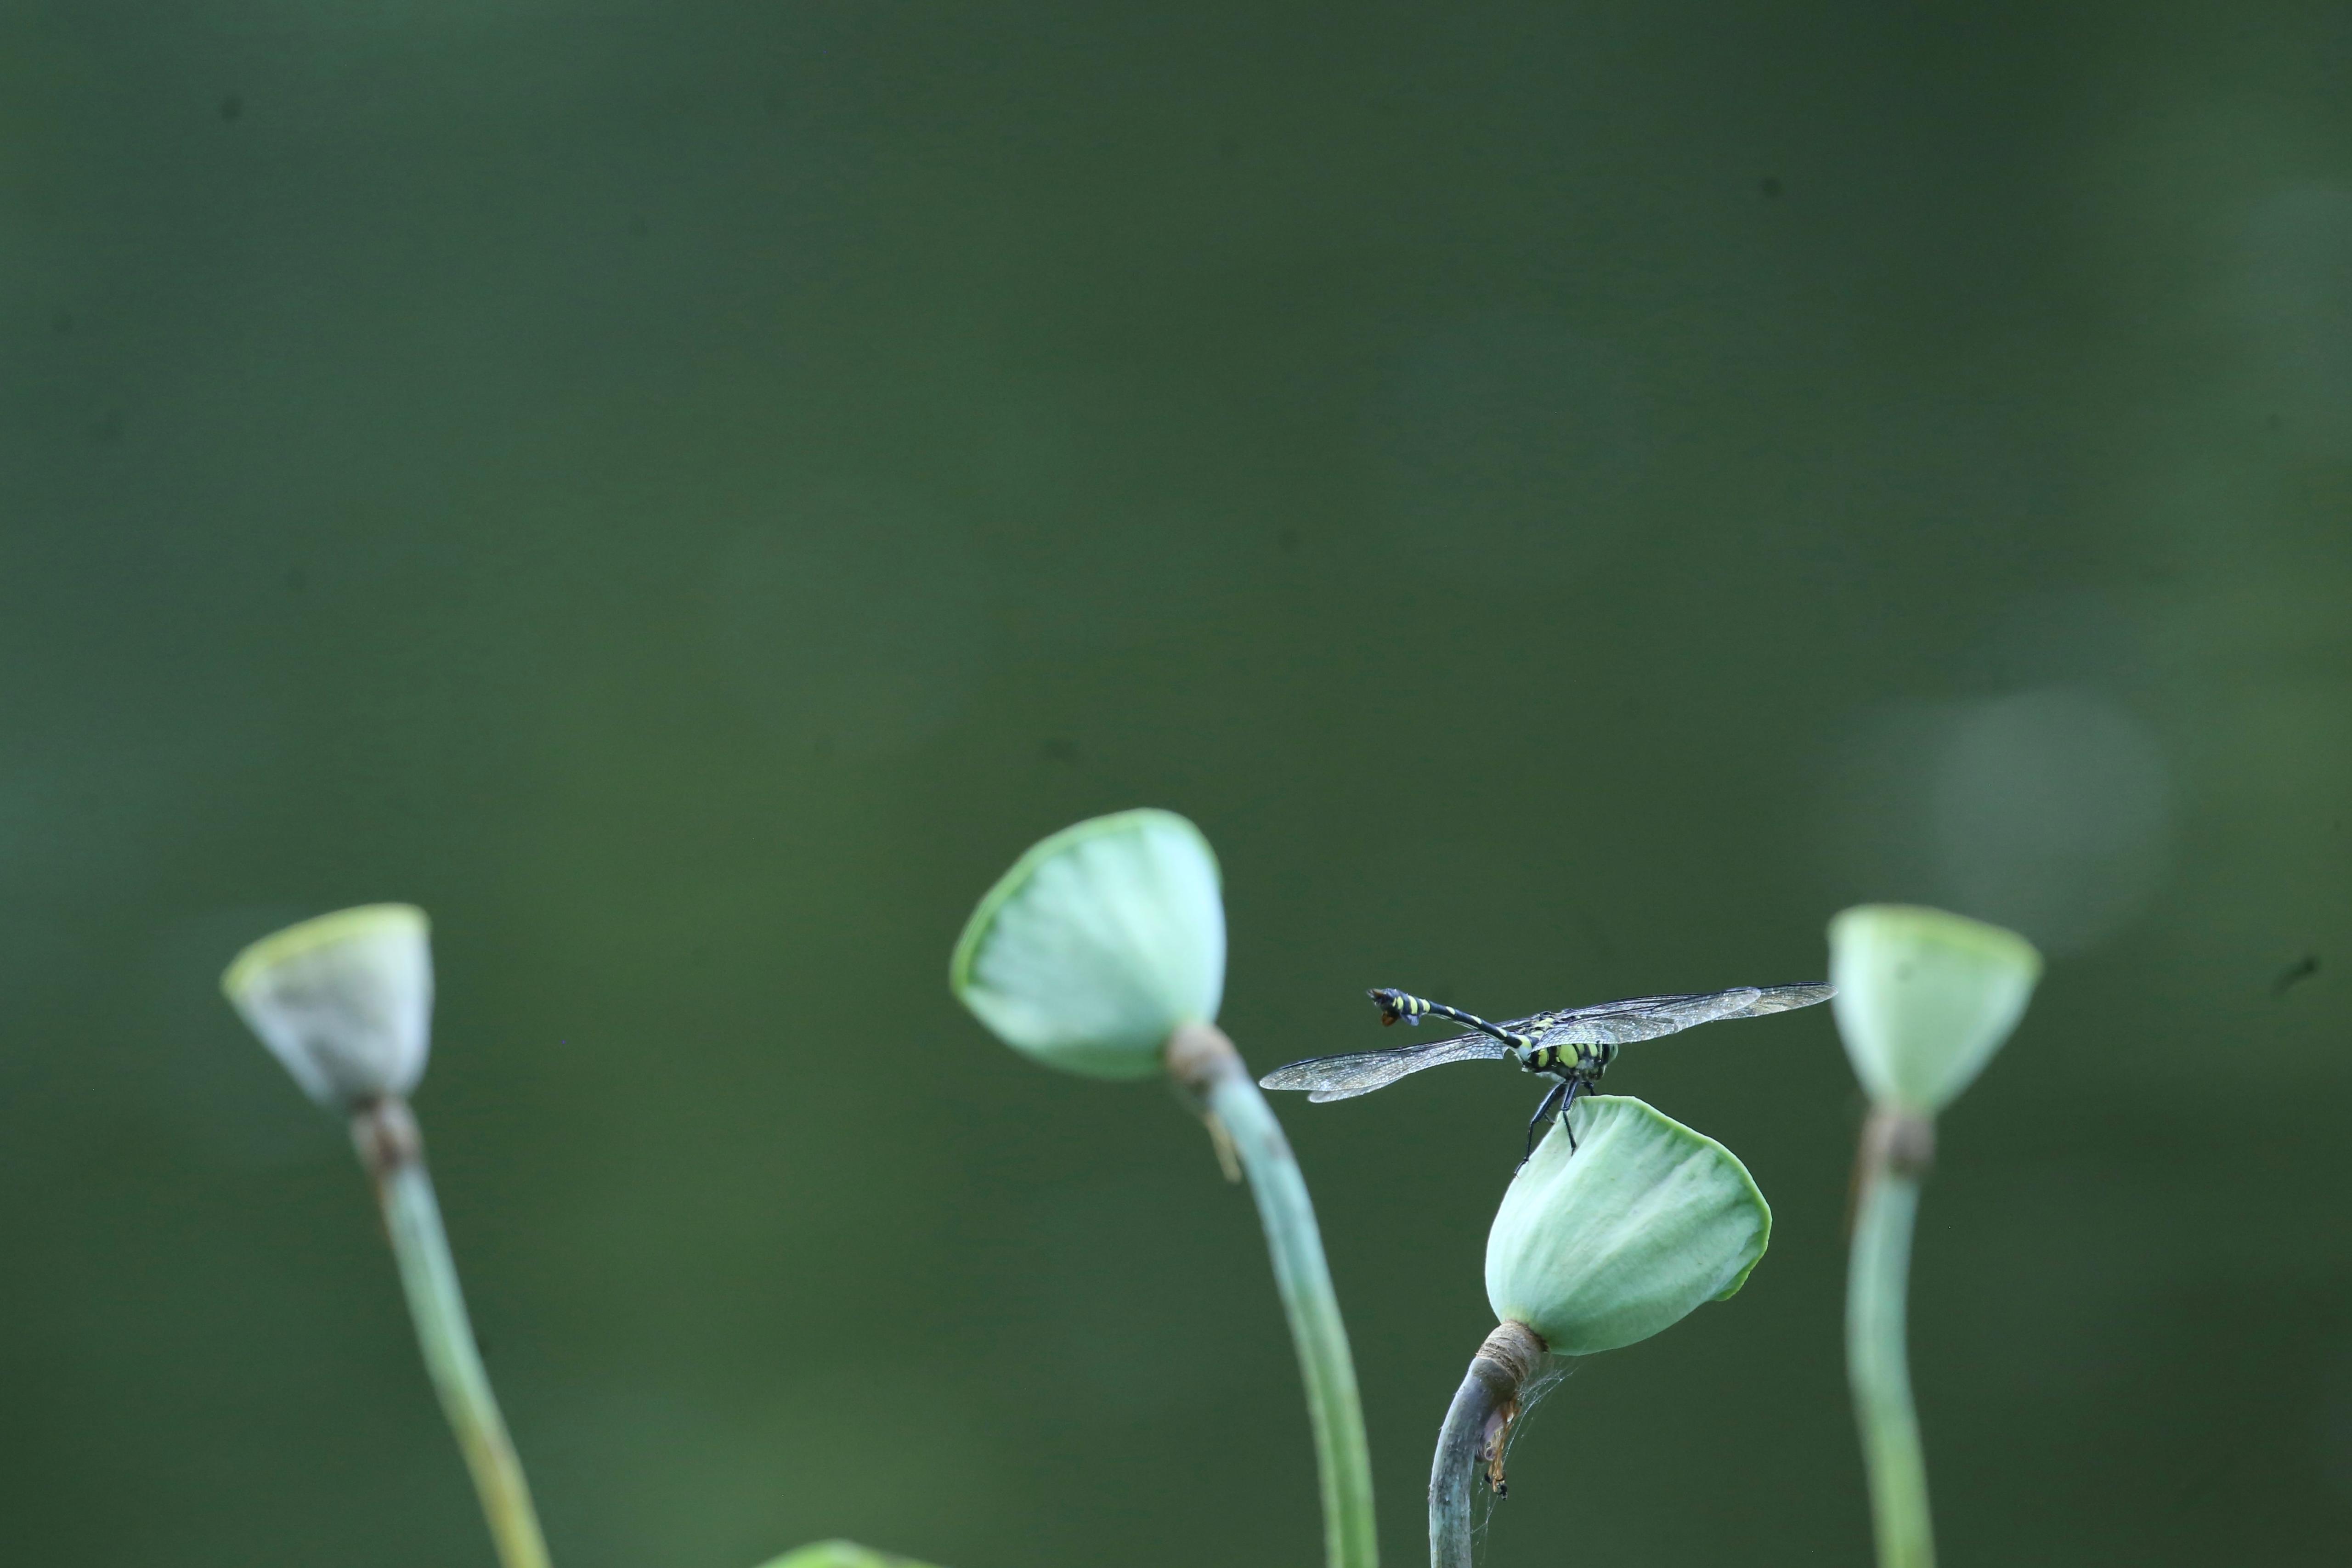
[1828,904,2042,1115]
[950,809,1225,1080]
[752,1545,939,1568]
[221,904,434,1109]
[1483,1096,1770,1356]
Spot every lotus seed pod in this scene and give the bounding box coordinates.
[1828,904,2042,1115]
[951,809,1225,1080]
[754,1545,940,1568]
[1483,1096,1770,1356]
[222,904,434,1109]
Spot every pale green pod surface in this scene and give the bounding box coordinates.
[752,1545,943,1568]
[221,904,434,1109]
[1828,904,2043,1115]
[1484,1096,1770,1356]
[950,809,1224,1080]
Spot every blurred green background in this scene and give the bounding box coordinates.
[4,1,2349,1563]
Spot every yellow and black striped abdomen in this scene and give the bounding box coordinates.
[1372,987,1542,1055]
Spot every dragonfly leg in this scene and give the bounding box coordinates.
[1557,1075,1589,1151]
[1520,1079,1569,1166]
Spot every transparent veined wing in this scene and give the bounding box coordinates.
[1259,1031,1517,1102]
[1729,982,1837,1018]
[1528,983,1834,1047]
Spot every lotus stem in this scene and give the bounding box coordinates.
[1167,1023,1378,1568]
[1428,1321,1545,1568]
[1848,1107,1937,1568]
[353,1098,552,1568]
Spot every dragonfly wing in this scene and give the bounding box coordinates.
[1725,982,1837,1018]
[1533,983,1835,1047]
[1543,1001,1769,1048]
[1259,1032,1516,1102]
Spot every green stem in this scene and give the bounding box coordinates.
[1428,1322,1544,1568]
[356,1099,552,1568]
[1170,1024,1379,1568]
[1847,1109,1936,1568]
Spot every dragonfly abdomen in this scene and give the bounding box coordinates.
[1372,988,1537,1053]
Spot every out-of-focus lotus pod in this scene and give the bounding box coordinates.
[1828,904,2042,1115]
[752,1545,941,1568]
[950,809,1225,1080]
[222,904,434,1109]
[1484,1096,1770,1356]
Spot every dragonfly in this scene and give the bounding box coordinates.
[1260,982,1836,1163]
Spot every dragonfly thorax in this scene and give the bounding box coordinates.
[1517,1040,1616,1078]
